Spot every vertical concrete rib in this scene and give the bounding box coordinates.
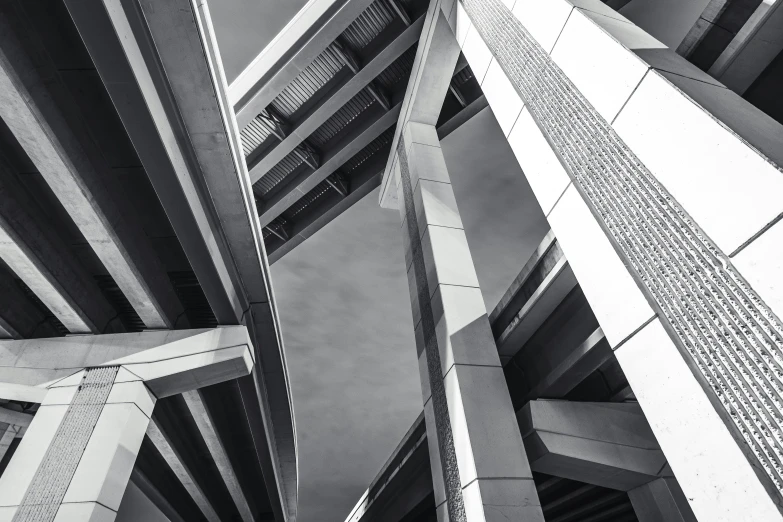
[147,418,221,522]
[0,12,182,330]
[183,390,255,522]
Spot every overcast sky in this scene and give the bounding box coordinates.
[210,4,549,521]
[272,109,548,522]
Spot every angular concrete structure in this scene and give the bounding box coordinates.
[2,0,783,520]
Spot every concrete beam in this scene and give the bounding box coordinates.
[345,414,431,522]
[147,418,221,522]
[0,383,46,404]
[676,0,766,70]
[269,92,490,264]
[629,477,698,522]
[183,389,256,522]
[519,401,668,491]
[230,0,376,129]
[490,233,578,360]
[436,94,488,139]
[522,327,613,403]
[0,423,19,464]
[0,157,121,335]
[248,16,423,183]
[379,3,461,209]
[257,102,402,227]
[0,11,183,330]
[0,327,248,387]
[130,468,187,522]
[708,0,783,94]
[0,407,32,428]
[268,150,386,264]
[0,264,62,340]
[139,2,299,519]
[64,0,244,326]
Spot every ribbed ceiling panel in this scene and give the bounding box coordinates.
[343,127,394,173]
[342,0,395,50]
[376,45,417,90]
[284,127,393,219]
[257,150,305,195]
[270,46,345,118]
[309,90,376,148]
[241,116,275,156]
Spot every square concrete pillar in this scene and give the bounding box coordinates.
[456,0,783,519]
[395,121,544,522]
[0,367,154,522]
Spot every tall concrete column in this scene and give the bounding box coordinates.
[0,367,154,522]
[394,121,543,522]
[451,0,783,519]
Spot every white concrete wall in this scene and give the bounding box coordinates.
[455,0,783,519]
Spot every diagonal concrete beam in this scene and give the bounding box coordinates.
[257,102,401,227]
[0,423,19,464]
[130,468,187,522]
[0,263,62,340]
[379,2,461,209]
[708,0,783,94]
[64,0,243,326]
[268,92,489,263]
[230,0,376,129]
[0,11,183,330]
[146,418,221,522]
[183,389,256,522]
[0,157,121,334]
[249,16,423,182]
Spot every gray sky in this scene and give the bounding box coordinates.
[273,109,549,522]
[209,4,549,521]
[211,0,310,83]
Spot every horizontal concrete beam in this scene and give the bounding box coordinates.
[519,400,668,491]
[231,0,376,129]
[0,383,46,404]
[257,102,402,227]
[0,328,249,388]
[0,11,183,330]
[249,15,423,181]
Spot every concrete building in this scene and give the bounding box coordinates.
[0,0,781,521]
